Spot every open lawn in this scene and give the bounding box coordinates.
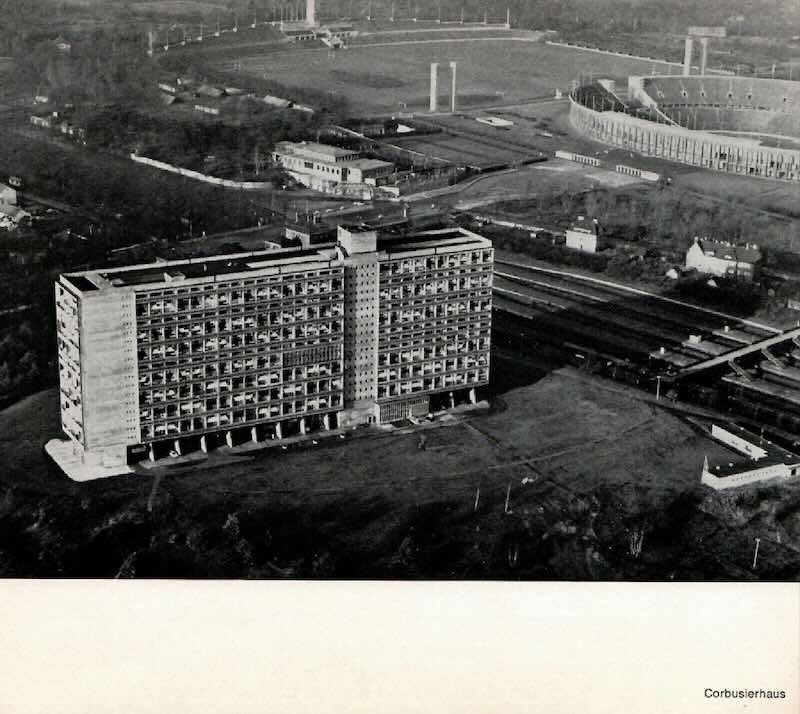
[225,38,670,113]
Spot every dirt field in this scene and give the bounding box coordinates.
[227,38,668,113]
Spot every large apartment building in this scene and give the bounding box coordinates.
[54,226,493,469]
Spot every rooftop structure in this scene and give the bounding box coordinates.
[52,226,493,478]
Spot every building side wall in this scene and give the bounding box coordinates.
[569,97,800,182]
[55,282,83,444]
[79,290,139,463]
[702,462,794,490]
[565,229,597,253]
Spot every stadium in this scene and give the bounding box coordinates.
[569,75,800,182]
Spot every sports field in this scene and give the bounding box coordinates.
[226,37,670,113]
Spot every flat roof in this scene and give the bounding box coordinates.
[60,228,491,293]
[648,349,696,367]
[682,338,728,356]
[722,374,800,407]
[276,141,358,159]
[712,327,759,345]
[381,228,492,255]
[62,246,337,292]
[346,158,394,170]
[708,422,800,478]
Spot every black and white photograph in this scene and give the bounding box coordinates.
[0,0,798,711]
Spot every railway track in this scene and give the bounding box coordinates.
[495,259,777,337]
[490,259,800,439]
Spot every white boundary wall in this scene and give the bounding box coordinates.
[130,154,271,190]
[554,149,601,166]
[615,164,660,181]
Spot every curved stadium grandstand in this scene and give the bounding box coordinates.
[570,75,800,181]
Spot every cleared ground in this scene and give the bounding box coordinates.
[227,38,670,113]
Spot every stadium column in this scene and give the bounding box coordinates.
[700,38,709,75]
[683,36,694,76]
[450,61,457,113]
[430,63,438,112]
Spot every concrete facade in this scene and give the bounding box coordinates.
[55,227,493,471]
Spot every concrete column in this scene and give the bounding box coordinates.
[429,63,438,112]
[299,417,307,435]
[683,36,693,76]
[225,430,233,448]
[251,426,259,443]
[275,422,283,439]
[173,439,182,456]
[323,413,330,430]
[699,38,709,75]
[469,388,476,405]
[449,61,457,113]
[306,0,315,25]
[200,435,208,453]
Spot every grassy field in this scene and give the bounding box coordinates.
[130,1,229,16]
[228,38,669,113]
[2,359,798,579]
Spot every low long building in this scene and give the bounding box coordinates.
[273,141,395,195]
[702,424,800,490]
[54,226,493,470]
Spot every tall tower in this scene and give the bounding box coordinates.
[429,63,439,112]
[449,61,457,113]
[307,0,316,26]
[699,37,709,75]
[683,36,693,76]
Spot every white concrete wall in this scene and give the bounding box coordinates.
[130,154,272,190]
[702,462,793,490]
[565,229,597,253]
[79,289,140,465]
